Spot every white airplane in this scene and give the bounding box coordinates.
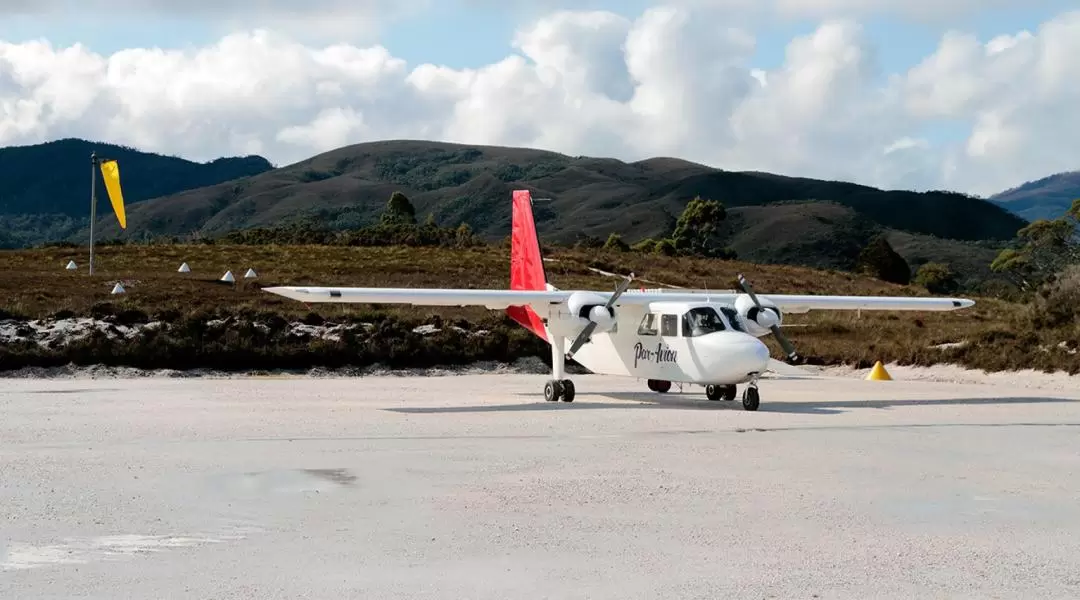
[264,190,975,411]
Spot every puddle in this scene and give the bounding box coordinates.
[214,468,357,496]
[1,526,258,571]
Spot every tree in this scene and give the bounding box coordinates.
[630,238,657,253]
[671,196,729,257]
[454,222,476,247]
[652,239,676,256]
[381,191,417,226]
[1027,264,1080,329]
[913,262,958,294]
[991,198,1080,291]
[603,232,629,252]
[856,235,910,284]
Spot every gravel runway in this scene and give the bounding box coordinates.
[2,372,1079,598]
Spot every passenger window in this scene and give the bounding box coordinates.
[637,313,658,336]
[660,314,678,337]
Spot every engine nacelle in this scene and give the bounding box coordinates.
[566,290,616,332]
[734,293,783,337]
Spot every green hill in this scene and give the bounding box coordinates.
[0,138,274,247]
[82,140,1024,282]
[4,138,1029,283]
[91,140,1025,243]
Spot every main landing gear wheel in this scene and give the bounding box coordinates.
[560,379,575,402]
[741,386,760,411]
[705,385,738,401]
[647,379,672,393]
[544,379,576,403]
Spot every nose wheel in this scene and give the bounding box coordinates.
[741,384,760,411]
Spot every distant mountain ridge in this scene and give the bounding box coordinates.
[89,139,1025,242]
[0,138,274,247]
[989,170,1080,222]
[0,138,1030,287]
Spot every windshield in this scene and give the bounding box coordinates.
[682,307,726,337]
[718,306,747,332]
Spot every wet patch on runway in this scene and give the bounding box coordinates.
[1,524,259,571]
[213,468,358,496]
[301,468,357,486]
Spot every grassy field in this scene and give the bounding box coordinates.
[0,243,1076,374]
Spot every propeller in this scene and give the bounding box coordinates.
[736,273,801,364]
[566,272,635,359]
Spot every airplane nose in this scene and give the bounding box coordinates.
[746,335,771,372]
[700,332,771,381]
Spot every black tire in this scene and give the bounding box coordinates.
[742,387,760,411]
[646,379,657,392]
[560,379,575,403]
[722,385,737,401]
[653,380,672,393]
[705,385,723,401]
[544,380,562,402]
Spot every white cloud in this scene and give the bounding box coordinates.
[1,6,1080,198]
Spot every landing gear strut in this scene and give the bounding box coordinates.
[546,335,575,402]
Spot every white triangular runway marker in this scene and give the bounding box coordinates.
[178,262,191,273]
[111,282,125,294]
[220,270,235,283]
[66,260,77,270]
[244,268,257,279]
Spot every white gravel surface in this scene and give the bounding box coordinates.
[2,371,1080,599]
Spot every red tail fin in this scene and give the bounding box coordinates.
[506,190,548,341]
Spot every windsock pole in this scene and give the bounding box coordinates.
[89,152,97,276]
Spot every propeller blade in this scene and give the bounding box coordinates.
[567,272,635,359]
[769,324,800,363]
[566,321,598,357]
[606,272,635,308]
[736,273,763,305]
[736,272,801,364]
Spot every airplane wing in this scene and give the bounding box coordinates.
[263,286,974,313]
[759,294,974,314]
[262,286,570,310]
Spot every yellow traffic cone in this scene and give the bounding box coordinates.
[866,361,892,381]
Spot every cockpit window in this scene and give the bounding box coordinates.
[718,306,747,332]
[681,307,727,337]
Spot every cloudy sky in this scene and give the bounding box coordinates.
[1,0,1077,197]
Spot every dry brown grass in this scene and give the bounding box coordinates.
[1,243,1076,373]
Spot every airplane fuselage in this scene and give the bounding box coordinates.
[543,300,771,385]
